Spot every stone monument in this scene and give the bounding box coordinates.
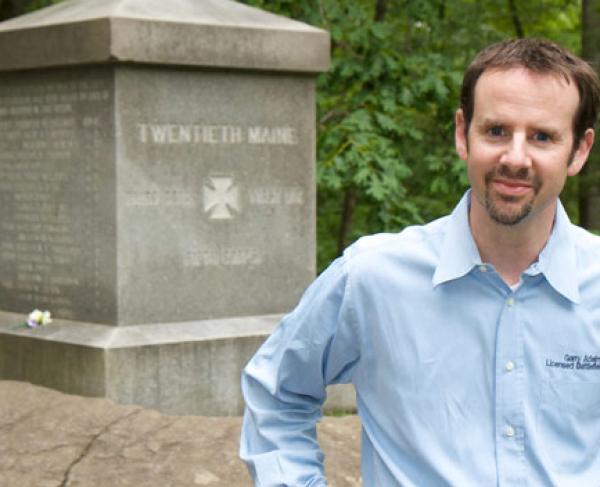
[0,0,351,415]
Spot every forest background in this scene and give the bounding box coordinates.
[2,0,599,271]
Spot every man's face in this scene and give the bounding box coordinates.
[455,67,593,227]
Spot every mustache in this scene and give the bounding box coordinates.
[484,165,540,188]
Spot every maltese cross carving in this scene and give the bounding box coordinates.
[203,176,240,220]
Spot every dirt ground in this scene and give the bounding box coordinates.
[0,381,361,486]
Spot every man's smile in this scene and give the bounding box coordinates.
[490,177,534,197]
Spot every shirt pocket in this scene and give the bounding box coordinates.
[537,380,600,474]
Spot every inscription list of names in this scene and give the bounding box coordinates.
[0,73,112,320]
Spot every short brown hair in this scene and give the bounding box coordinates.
[460,38,600,142]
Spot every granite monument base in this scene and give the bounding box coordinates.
[0,311,355,416]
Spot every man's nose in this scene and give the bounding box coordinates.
[499,135,531,168]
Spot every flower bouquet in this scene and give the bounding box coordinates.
[25,309,52,328]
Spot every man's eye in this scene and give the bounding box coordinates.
[488,126,505,136]
[533,132,551,142]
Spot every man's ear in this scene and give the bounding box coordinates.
[455,109,468,161]
[568,128,595,177]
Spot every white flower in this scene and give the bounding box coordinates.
[40,310,52,326]
[28,309,43,323]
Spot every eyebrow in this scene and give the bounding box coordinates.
[478,118,563,138]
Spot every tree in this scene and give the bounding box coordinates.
[244,0,582,268]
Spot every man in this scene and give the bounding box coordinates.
[240,38,600,486]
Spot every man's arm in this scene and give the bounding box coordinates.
[240,255,360,486]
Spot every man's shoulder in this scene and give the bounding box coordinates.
[343,214,451,266]
[571,224,600,259]
[568,225,600,298]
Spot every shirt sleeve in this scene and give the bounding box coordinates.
[240,254,360,487]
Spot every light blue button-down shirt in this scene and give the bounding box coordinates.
[240,191,600,486]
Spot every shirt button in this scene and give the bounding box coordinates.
[505,361,515,372]
[505,426,515,437]
[479,265,487,272]
[506,297,515,307]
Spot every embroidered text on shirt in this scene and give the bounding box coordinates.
[545,354,600,370]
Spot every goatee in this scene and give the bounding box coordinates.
[483,165,541,226]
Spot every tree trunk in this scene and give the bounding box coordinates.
[336,0,387,254]
[581,0,600,231]
[375,0,386,22]
[337,187,357,256]
[0,0,37,22]
[507,0,525,37]
[0,0,17,21]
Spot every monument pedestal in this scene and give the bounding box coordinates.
[0,311,275,415]
[0,1,356,414]
[0,312,354,415]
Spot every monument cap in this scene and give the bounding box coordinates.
[0,0,330,73]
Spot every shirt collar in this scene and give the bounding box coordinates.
[432,191,580,304]
[432,191,482,286]
[535,200,580,303]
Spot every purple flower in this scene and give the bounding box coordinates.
[26,318,39,328]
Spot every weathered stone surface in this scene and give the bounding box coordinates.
[0,0,330,72]
[0,67,116,324]
[113,66,317,325]
[0,381,361,486]
[0,312,357,416]
[0,64,316,326]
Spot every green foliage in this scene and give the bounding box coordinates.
[25,0,63,12]
[324,407,357,417]
[242,0,582,270]
[0,0,62,21]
